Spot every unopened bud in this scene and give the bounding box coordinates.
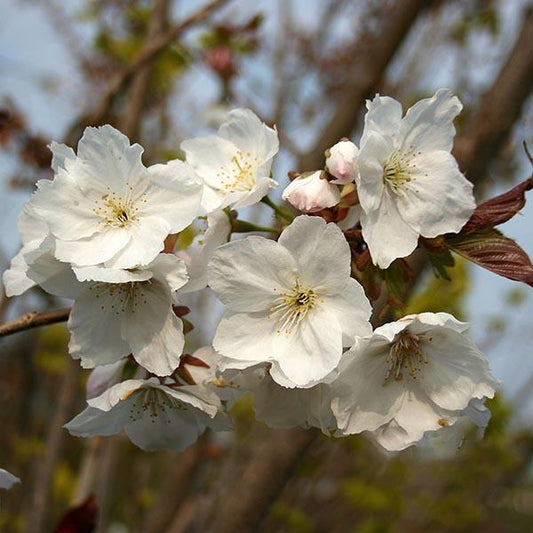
[282,171,341,213]
[325,140,359,184]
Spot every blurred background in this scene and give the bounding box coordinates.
[0,0,532,531]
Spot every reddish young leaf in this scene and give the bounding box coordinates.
[460,176,533,234]
[448,228,533,286]
[54,495,98,533]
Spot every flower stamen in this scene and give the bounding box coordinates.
[270,279,319,334]
[385,328,428,384]
[382,148,419,193]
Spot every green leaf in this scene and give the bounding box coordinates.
[426,248,455,281]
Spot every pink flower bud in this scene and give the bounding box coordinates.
[282,171,340,213]
[325,140,359,184]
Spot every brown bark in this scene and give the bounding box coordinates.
[119,0,170,141]
[0,308,70,338]
[454,7,533,183]
[27,357,80,533]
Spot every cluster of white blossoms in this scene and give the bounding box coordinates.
[2,89,502,472]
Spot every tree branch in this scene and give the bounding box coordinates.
[86,0,230,128]
[297,0,430,172]
[0,308,70,338]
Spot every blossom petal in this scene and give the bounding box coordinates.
[356,131,392,212]
[104,217,169,269]
[322,278,372,345]
[330,341,400,434]
[278,215,351,290]
[68,286,131,367]
[399,88,462,153]
[54,226,131,266]
[272,305,343,387]
[361,192,419,269]
[218,108,279,162]
[209,237,297,312]
[420,327,497,411]
[362,95,403,142]
[397,151,475,236]
[144,160,203,232]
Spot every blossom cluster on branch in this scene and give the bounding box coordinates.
[4,88,532,483]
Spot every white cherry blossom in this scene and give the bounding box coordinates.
[32,125,202,270]
[0,469,20,490]
[181,108,279,213]
[208,215,372,388]
[31,253,189,376]
[330,312,498,451]
[325,140,359,184]
[282,171,340,213]
[357,89,476,268]
[65,378,228,452]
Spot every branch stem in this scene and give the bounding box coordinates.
[261,196,294,222]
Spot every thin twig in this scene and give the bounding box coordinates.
[0,308,70,338]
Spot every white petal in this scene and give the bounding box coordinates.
[362,95,403,142]
[54,226,131,266]
[65,404,131,438]
[356,131,392,212]
[218,108,279,162]
[49,141,75,173]
[397,151,475,236]
[278,215,351,290]
[272,305,343,387]
[361,191,419,269]
[181,135,238,188]
[103,217,169,269]
[231,177,278,209]
[3,248,36,297]
[149,253,188,291]
[68,285,131,367]
[0,469,20,490]
[399,88,462,153]
[88,379,148,411]
[213,311,276,365]
[73,265,153,284]
[322,278,372,345]
[76,125,145,191]
[420,327,497,411]
[144,160,203,232]
[209,237,297,312]
[120,280,183,376]
[330,342,400,434]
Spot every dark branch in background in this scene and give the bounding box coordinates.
[199,6,533,533]
[297,0,431,172]
[454,6,533,182]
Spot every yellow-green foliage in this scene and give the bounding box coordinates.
[404,258,469,319]
[53,461,77,504]
[34,324,69,375]
[271,502,315,533]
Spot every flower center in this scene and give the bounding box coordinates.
[270,279,319,334]
[217,150,257,192]
[129,387,185,423]
[382,149,419,193]
[385,328,428,384]
[89,281,149,315]
[93,185,143,228]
